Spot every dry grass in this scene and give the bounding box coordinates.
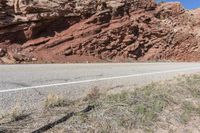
[84,87,101,103]
[0,109,4,121]
[180,100,200,124]
[50,74,200,133]
[44,93,66,108]
[2,74,200,133]
[0,103,28,123]
[61,84,171,132]
[9,105,27,122]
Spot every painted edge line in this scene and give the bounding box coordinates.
[1,67,200,93]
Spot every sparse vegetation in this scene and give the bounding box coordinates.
[54,75,200,132]
[61,84,171,132]
[44,93,66,108]
[84,87,101,104]
[0,108,30,133]
[9,105,27,122]
[0,103,29,123]
[0,109,4,120]
[180,101,200,124]
[1,74,200,132]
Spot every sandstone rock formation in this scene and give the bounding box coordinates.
[1,0,200,63]
[0,0,14,27]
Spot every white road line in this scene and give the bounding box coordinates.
[1,67,200,93]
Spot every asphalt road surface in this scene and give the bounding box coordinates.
[1,63,200,111]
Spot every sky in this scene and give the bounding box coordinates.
[161,0,200,9]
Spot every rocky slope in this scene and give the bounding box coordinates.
[0,0,200,63]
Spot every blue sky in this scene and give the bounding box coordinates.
[161,0,200,9]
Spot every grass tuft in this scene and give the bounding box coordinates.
[84,87,101,104]
[45,93,66,108]
[9,104,28,122]
[180,101,200,124]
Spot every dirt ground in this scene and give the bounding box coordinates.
[1,74,200,133]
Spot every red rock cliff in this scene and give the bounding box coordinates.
[1,0,200,63]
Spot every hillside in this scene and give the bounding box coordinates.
[1,0,200,63]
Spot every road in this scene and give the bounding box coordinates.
[1,63,200,111]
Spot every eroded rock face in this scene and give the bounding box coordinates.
[155,2,185,19]
[0,0,77,43]
[0,0,14,27]
[1,0,200,63]
[0,48,6,57]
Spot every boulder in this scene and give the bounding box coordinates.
[13,53,30,62]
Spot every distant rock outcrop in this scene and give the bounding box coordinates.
[1,0,200,63]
